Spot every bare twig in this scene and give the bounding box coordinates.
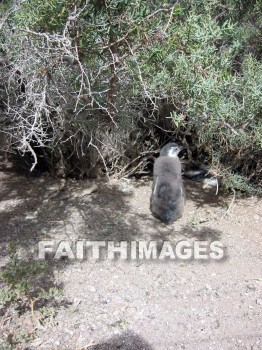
[223,188,236,217]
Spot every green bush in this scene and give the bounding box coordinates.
[0,0,261,192]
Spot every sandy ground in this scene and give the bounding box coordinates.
[0,160,261,350]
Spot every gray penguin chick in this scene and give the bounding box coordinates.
[150,143,185,224]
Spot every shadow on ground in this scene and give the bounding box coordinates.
[89,330,154,350]
[0,157,228,258]
[0,157,227,295]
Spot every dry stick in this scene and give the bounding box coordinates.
[100,6,171,51]
[223,188,236,218]
[30,298,43,328]
[26,141,38,172]
[77,340,96,349]
[163,5,176,33]
[117,155,142,177]
[125,159,147,177]
[215,178,219,195]
[89,140,110,180]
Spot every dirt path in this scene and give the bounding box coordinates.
[0,162,261,350]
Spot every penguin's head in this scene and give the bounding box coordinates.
[160,143,183,158]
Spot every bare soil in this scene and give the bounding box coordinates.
[0,159,261,350]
